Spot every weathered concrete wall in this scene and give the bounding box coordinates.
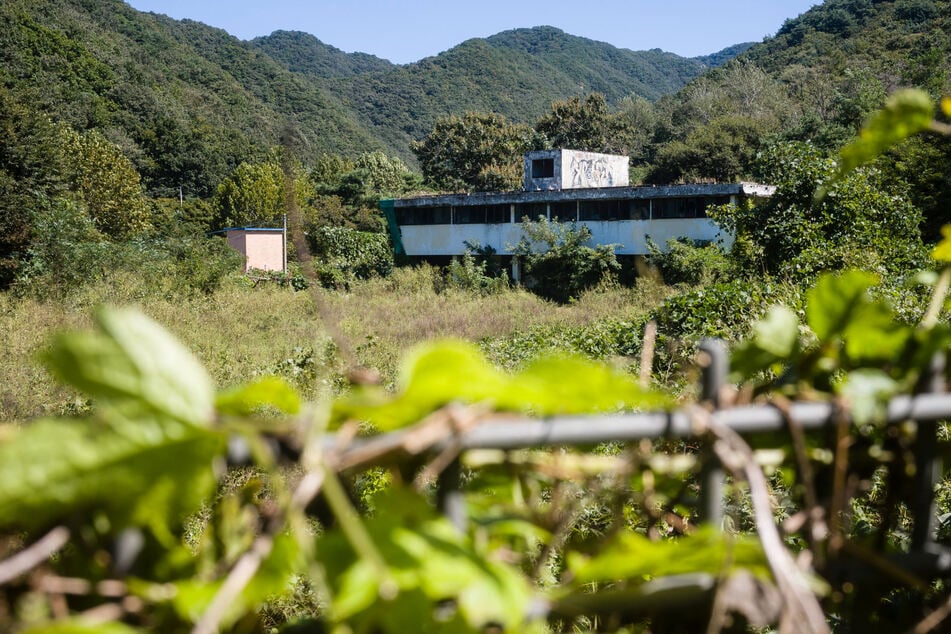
[524,150,629,191]
[399,218,730,257]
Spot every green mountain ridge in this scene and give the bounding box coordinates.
[0,0,384,197]
[253,25,733,161]
[1,0,746,194]
[249,29,395,79]
[9,0,941,203]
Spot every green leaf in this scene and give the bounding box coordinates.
[806,270,910,363]
[43,307,214,426]
[841,300,911,363]
[215,376,301,416]
[0,414,222,539]
[932,225,951,263]
[807,271,911,363]
[806,270,880,342]
[567,526,770,585]
[835,89,934,178]
[837,369,898,426]
[731,305,800,378]
[317,487,536,632]
[331,340,671,430]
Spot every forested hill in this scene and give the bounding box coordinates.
[643,0,951,237]
[253,26,727,160]
[0,0,384,198]
[0,0,740,197]
[249,30,395,79]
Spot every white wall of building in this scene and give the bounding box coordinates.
[399,218,730,256]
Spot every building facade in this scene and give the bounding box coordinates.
[381,150,774,268]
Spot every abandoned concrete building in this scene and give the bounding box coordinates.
[381,149,774,279]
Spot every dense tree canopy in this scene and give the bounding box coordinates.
[711,141,926,280]
[212,161,286,229]
[59,126,151,238]
[535,94,616,153]
[412,113,539,192]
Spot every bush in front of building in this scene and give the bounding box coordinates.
[310,226,394,288]
[511,216,620,304]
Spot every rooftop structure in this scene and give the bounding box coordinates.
[523,149,629,191]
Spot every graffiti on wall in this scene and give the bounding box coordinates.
[569,156,615,188]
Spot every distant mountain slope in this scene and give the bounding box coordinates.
[0,0,754,196]
[0,0,384,196]
[744,0,951,89]
[250,30,394,79]
[483,27,706,101]
[692,42,755,68]
[255,26,719,161]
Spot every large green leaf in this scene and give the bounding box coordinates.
[43,307,214,425]
[21,620,142,634]
[566,527,771,585]
[806,270,879,342]
[0,414,222,539]
[215,376,301,416]
[806,270,910,363]
[332,340,671,430]
[317,487,540,633]
[731,305,800,379]
[932,225,951,263]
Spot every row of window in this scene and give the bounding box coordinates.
[397,196,730,225]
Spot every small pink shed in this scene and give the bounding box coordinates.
[221,227,286,273]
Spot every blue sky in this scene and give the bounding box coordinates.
[125,0,819,64]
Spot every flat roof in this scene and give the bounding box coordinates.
[387,183,773,208]
[208,227,285,234]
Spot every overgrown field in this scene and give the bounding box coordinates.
[0,265,678,423]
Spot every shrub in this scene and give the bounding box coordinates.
[446,250,509,295]
[310,226,394,288]
[650,279,792,342]
[511,216,620,304]
[646,237,733,286]
[14,203,243,300]
[713,141,927,282]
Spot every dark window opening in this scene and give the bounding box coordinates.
[486,205,509,223]
[621,199,650,220]
[580,200,622,221]
[531,158,555,179]
[455,204,510,224]
[549,201,577,221]
[398,206,451,225]
[516,203,548,221]
[652,197,723,219]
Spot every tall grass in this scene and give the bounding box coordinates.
[320,266,675,380]
[0,265,677,422]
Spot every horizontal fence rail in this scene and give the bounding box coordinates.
[329,392,951,457]
[323,341,950,582]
